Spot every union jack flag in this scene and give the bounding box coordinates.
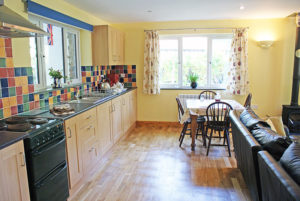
[47,24,53,46]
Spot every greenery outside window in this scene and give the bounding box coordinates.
[29,15,81,90]
[159,34,232,89]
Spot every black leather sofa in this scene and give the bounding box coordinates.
[229,110,300,201]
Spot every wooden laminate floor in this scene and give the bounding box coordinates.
[71,124,251,201]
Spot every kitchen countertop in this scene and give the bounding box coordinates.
[0,87,137,150]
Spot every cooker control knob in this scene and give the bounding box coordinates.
[34,139,40,146]
[42,137,46,143]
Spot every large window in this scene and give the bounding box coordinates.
[159,34,232,89]
[29,16,81,89]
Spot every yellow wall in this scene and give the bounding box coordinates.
[5,0,108,67]
[113,18,297,122]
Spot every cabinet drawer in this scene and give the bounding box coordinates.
[78,121,97,141]
[77,109,97,128]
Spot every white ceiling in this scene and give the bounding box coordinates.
[64,0,300,23]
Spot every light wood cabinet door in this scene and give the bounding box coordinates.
[112,97,123,143]
[0,141,30,201]
[96,101,113,155]
[65,117,83,189]
[122,93,131,134]
[129,90,137,126]
[82,137,100,174]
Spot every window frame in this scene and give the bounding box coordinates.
[29,15,81,90]
[159,34,232,89]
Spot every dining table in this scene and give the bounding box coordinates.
[182,99,245,151]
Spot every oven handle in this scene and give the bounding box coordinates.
[32,136,65,156]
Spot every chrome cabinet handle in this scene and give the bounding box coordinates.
[89,147,95,152]
[67,127,72,138]
[20,152,26,167]
[87,125,93,130]
[86,115,92,120]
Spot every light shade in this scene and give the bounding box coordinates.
[258,40,274,48]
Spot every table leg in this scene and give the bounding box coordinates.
[190,113,198,151]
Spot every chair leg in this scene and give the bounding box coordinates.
[179,123,186,141]
[202,123,206,147]
[196,123,200,139]
[225,130,231,157]
[179,123,188,147]
[206,128,214,156]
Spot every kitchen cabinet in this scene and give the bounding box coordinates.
[96,101,114,154]
[0,141,30,201]
[129,90,137,126]
[65,117,83,189]
[122,93,131,134]
[112,96,123,143]
[92,25,124,65]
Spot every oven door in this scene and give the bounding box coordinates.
[32,162,69,201]
[27,135,66,183]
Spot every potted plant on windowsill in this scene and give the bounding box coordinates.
[49,68,65,88]
[188,72,199,89]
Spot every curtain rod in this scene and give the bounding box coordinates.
[144,27,249,32]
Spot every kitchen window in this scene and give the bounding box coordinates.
[159,34,232,89]
[29,15,81,89]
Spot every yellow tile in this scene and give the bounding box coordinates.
[9,97,17,106]
[82,77,86,83]
[21,76,28,86]
[34,94,39,101]
[56,90,61,95]
[15,77,22,86]
[0,47,5,58]
[22,86,29,94]
[127,69,132,74]
[3,108,11,118]
[86,72,91,77]
[70,88,74,92]
[0,38,4,47]
[6,57,14,67]
[67,93,71,100]
[2,98,10,108]
[49,97,53,105]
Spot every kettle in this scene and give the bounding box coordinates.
[101,82,110,89]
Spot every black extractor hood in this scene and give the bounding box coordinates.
[0,0,49,38]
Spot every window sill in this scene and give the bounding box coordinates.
[160,87,226,90]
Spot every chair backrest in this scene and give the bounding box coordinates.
[206,101,233,129]
[244,93,252,107]
[176,98,185,121]
[199,90,217,99]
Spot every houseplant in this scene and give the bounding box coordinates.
[188,72,199,89]
[49,68,64,88]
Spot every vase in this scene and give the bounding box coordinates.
[191,82,197,89]
[53,78,57,88]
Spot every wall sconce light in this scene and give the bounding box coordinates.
[258,40,274,48]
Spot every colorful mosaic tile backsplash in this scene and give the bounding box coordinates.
[81,65,136,88]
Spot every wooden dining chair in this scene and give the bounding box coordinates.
[176,98,206,147]
[199,90,217,99]
[205,101,233,157]
[244,93,252,108]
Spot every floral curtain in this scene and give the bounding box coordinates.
[143,31,160,94]
[227,28,249,95]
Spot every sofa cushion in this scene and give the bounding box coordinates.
[280,142,300,185]
[240,108,270,131]
[252,126,291,160]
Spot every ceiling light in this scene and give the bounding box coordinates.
[240,5,245,10]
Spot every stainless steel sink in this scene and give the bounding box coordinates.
[68,97,102,104]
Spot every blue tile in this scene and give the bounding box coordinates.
[49,92,52,97]
[28,76,33,84]
[57,95,61,103]
[132,65,136,69]
[14,68,22,76]
[86,77,91,82]
[0,78,8,88]
[17,105,23,113]
[61,89,64,94]
[112,66,116,70]
[81,66,85,71]
[21,67,27,76]
[45,98,49,106]
[124,70,128,74]
[2,88,8,97]
[128,74,132,78]
[132,78,136,82]
[39,93,44,99]
[29,94,34,102]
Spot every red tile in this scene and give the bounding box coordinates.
[17,96,23,105]
[0,68,7,78]
[5,38,11,47]
[7,68,14,77]
[11,106,18,115]
[82,72,86,77]
[28,85,34,93]
[132,69,136,73]
[0,99,3,109]
[64,89,67,94]
[52,91,57,96]
[128,78,132,82]
[8,78,15,87]
[34,101,40,109]
[5,47,12,57]
[16,86,22,95]
[29,102,35,110]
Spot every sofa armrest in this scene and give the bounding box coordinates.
[258,151,300,201]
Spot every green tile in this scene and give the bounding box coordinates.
[71,92,74,99]
[23,94,29,103]
[0,89,2,98]
[23,103,29,112]
[0,58,6,67]
[43,92,49,99]
[26,67,33,76]
[39,100,45,107]
[132,74,136,78]
[67,88,70,92]
[8,87,16,96]
[123,65,127,70]
[53,96,57,103]
[86,66,91,71]
[0,109,3,119]
[127,83,132,87]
